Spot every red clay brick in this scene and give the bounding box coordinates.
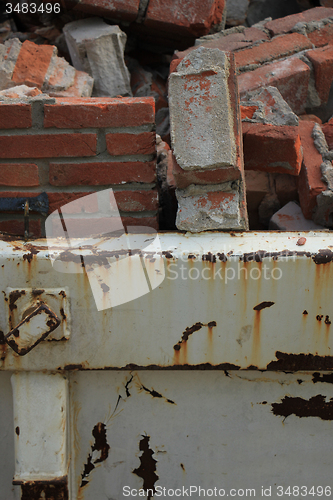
[0,103,31,129]
[106,132,155,156]
[299,114,323,124]
[44,97,155,128]
[307,22,333,47]
[121,216,158,230]
[238,58,310,114]
[144,0,225,38]
[298,120,327,219]
[0,134,97,158]
[49,161,156,186]
[113,189,158,212]
[0,219,41,237]
[51,215,159,235]
[265,7,333,36]
[0,164,39,186]
[12,40,54,88]
[171,27,269,70]
[274,173,299,206]
[172,153,241,189]
[48,192,98,214]
[235,33,312,70]
[242,122,302,175]
[245,170,270,212]
[240,105,259,120]
[322,119,333,149]
[306,45,333,102]
[71,0,140,22]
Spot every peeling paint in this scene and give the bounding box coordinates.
[140,384,176,404]
[173,321,217,351]
[253,301,275,311]
[267,352,333,371]
[132,435,159,500]
[312,372,333,384]
[272,395,333,420]
[80,422,110,488]
[21,483,68,500]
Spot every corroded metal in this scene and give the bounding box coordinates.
[0,231,332,370]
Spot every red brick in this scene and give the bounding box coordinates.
[238,58,310,114]
[322,119,333,149]
[298,120,326,219]
[11,40,54,88]
[44,97,155,128]
[240,105,258,120]
[70,0,140,22]
[0,219,41,237]
[245,170,271,212]
[171,27,269,70]
[274,173,299,206]
[265,7,333,36]
[242,123,302,175]
[48,192,98,214]
[50,217,123,238]
[51,215,159,236]
[172,152,241,189]
[144,0,225,38]
[0,134,96,158]
[235,33,312,70]
[307,22,333,47]
[0,103,31,129]
[49,161,156,186]
[113,189,158,212]
[121,216,159,230]
[299,114,323,124]
[0,164,39,186]
[106,132,155,156]
[306,45,333,102]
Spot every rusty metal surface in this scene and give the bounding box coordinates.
[5,304,60,355]
[0,231,332,370]
[68,370,333,499]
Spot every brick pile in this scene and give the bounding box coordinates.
[169,6,333,230]
[1,1,333,235]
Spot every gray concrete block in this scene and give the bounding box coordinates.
[175,182,246,232]
[168,47,236,171]
[63,18,132,98]
[269,201,325,230]
[313,189,333,227]
[0,38,21,91]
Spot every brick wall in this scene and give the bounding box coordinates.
[0,96,157,237]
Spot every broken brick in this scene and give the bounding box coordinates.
[306,45,333,102]
[298,120,327,219]
[238,57,311,115]
[242,122,302,175]
[265,7,333,36]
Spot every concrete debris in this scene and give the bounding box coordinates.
[241,86,299,126]
[312,122,329,155]
[175,182,246,232]
[321,160,333,189]
[0,85,42,98]
[269,201,325,229]
[258,192,280,226]
[63,18,131,97]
